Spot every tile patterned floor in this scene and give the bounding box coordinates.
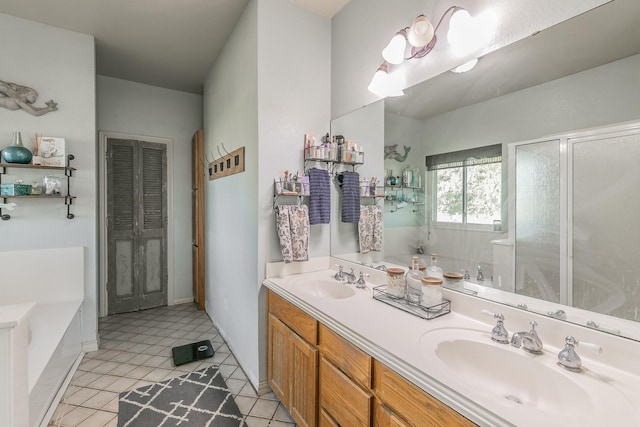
[48,303,296,426]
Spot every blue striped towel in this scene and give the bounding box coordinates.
[308,168,330,225]
[341,171,360,223]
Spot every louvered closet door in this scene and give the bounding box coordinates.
[107,138,168,314]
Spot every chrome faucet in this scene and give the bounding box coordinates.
[476,265,484,281]
[510,321,543,354]
[334,265,356,284]
[557,336,602,372]
[462,269,470,280]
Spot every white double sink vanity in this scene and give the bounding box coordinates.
[264,257,640,427]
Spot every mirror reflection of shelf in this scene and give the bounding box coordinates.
[304,147,364,164]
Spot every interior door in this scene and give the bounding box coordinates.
[192,129,205,310]
[107,138,168,314]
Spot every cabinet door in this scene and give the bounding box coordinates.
[267,314,289,405]
[290,331,318,427]
[319,356,372,427]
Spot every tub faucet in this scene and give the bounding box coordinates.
[476,265,484,282]
[511,321,544,354]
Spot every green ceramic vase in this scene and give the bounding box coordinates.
[1,132,32,164]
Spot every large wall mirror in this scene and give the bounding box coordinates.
[330,0,640,341]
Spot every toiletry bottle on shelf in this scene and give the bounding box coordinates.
[426,254,444,280]
[406,256,425,306]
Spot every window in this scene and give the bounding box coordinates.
[426,144,502,227]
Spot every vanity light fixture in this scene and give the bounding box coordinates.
[371,6,494,96]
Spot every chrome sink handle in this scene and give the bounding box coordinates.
[511,320,544,354]
[334,264,345,281]
[557,336,603,373]
[356,271,369,289]
[481,309,509,344]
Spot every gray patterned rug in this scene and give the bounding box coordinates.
[118,366,246,426]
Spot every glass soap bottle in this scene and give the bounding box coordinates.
[406,256,425,306]
[386,268,405,298]
[426,254,444,280]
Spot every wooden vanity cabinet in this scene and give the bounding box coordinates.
[267,292,318,427]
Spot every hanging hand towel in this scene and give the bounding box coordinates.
[358,205,383,253]
[341,170,360,223]
[308,168,331,225]
[275,205,310,263]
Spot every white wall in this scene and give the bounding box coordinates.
[0,13,97,346]
[96,75,203,306]
[204,0,330,389]
[331,0,610,119]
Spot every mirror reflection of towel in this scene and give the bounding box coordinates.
[358,205,382,253]
[275,205,310,262]
[341,171,360,223]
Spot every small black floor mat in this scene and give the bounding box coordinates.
[171,340,214,366]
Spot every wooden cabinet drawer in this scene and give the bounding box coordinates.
[268,290,317,344]
[319,356,372,427]
[374,402,410,427]
[373,360,476,427]
[318,408,339,427]
[319,324,372,389]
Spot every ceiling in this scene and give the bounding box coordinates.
[0,0,350,94]
[386,0,640,120]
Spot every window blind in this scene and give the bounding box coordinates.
[426,143,502,171]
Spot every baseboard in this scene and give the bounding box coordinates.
[39,352,84,427]
[172,297,194,305]
[257,381,272,396]
[82,340,99,352]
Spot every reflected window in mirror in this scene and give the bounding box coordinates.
[427,144,502,229]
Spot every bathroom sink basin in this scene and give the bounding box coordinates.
[419,328,593,416]
[291,278,355,300]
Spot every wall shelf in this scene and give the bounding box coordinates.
[0,154,76,220]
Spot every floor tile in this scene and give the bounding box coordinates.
[63,387,99,406]
[244,416,271,427]
[248,398,279,419]
[234,395,257,415]
[76,410,116,427]
[81,390,120,410]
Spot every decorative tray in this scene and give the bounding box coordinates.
[372,285,451,320]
